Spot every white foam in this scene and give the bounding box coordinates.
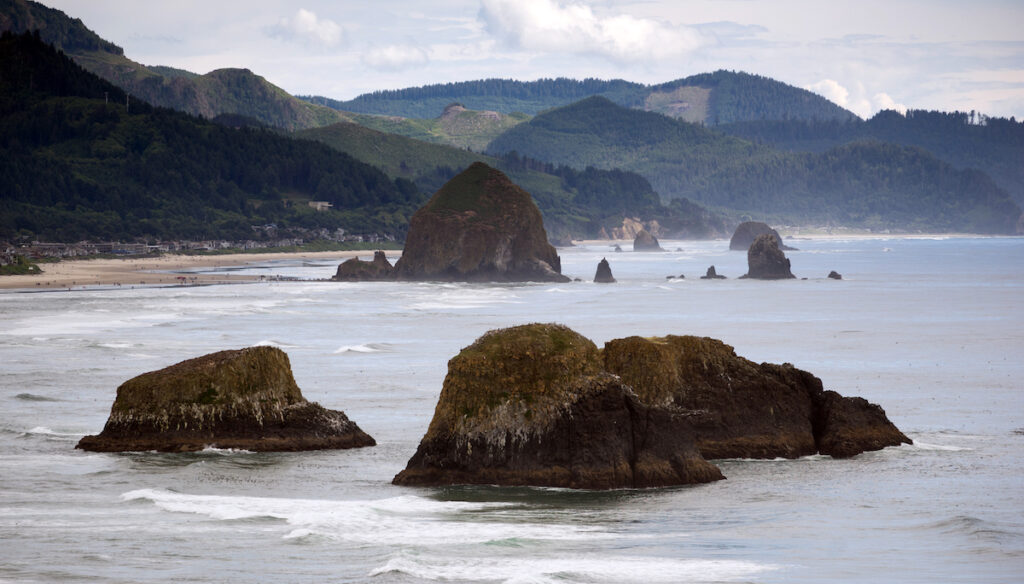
[120,489,609,546]
[333,343,393,354]
[98,342,132,349]
[910,441,972,452]
[253,339,298,349]
[370,552,777,583]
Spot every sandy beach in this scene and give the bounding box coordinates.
[0,250,380,291]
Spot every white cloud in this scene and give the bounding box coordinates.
[362,44,430,71]
[873,92,907,114]
[266,9,343,48]
[478,0,706,63]
[805,79,850,107]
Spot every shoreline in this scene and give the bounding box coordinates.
[0,250,383,291]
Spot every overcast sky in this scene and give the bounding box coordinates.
[41,0,1024,119]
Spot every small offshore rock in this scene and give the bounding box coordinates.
[828,270,843,280]
[633,229,663,252]
[332,250,393,281]
[700,265,726,279]
[594,258,616,283]
[76,347,375,453]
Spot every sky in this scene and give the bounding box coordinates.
[40,0,1024,120]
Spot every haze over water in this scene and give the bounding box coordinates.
[2,236,1022,583]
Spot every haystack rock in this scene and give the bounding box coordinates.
[729,221,796,251]
[393,324,723,489]
[76,347,375,452]
[332,250,394,281]
[392,162,569,282]
[633,229,663,251]
[594,258,616,283]
[741,234,796,279]
[602,335,910,459]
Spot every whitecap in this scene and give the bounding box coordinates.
[370,552,777,583]
[910,441,972,452]
[333,343,394,354]
[253,339,299,349]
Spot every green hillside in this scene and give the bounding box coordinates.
[297,121,724,240]
[0,31,421,242]
[0,0,346,130]
[349,103,530,151]
[486,96,1022,234]
[719,109,1024,205]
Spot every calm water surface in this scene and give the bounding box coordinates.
[1,237,1022,583]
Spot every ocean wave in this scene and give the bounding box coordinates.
[910,441,972,452]
[333,343,393,354]
[370,552,777,583]
[253,339,299,349]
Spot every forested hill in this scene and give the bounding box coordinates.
[486,96,1022,234]
[304,78,646,119]
[0,0,345,130]
[0,31,422,242]
[719,109,1024,205]
[306,70,858,126]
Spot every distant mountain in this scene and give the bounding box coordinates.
[296,122,725,240]
[719,109,1024,205]
[348,103,530,151]
[486,96,1022,234]
[306,70,858,126]
[0,31,420,242]
[0,0,345,130]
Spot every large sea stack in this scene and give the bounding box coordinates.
[393,324,723,489]
[741,233,796,279]
[593,258,616,283]
[392,162,569,282]
[76,347,375,452]
[730,221,795,251]
[603,335,911,459]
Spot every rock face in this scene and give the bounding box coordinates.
[332,251,394,281]
[730,221,796,251]
[593,258,616,283]
[393,324,724,489]
[700,265,726,279]
[741,234,796,279]
[633,229,663,251]
[602,335,911,459]
[392,162,569,282]
[76,347,375,453]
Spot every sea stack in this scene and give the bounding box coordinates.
[392,162,570,282]
[602,335,911,459]
[594,258,616,283]
[393,324,723,489]
[76,347,375,452]
[333,250,394,281]
[741,234,796,279]
[700,265,726,279]
[633,229,663,251]
[729,221,795,251]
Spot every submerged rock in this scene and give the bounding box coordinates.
[741,234,796,279]
[603,335,911,459]
[729,221,796,251]
[393,324,723,489]
[392,162,569,282]
[332,250,394,281]
[76,347,375,453]
[594,258,616,283]
[700,265,726,279]
[633,229,663,252]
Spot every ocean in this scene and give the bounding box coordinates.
[1,236,1022,583]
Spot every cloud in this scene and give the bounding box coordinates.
[266,9,343,48]
[362,45,430,71]
[478,0,706,63]
[873,92,907,115]
[805,79,850,107]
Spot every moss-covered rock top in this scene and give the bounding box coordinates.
[109,346,303,417]
[424,323,602,438]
